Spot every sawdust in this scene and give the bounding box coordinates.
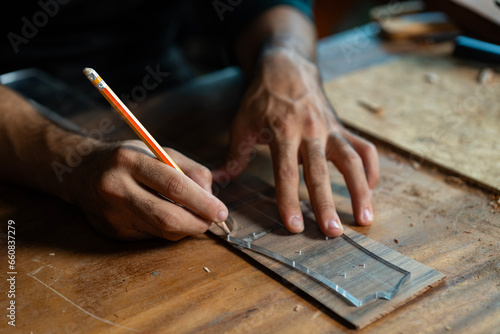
[445,176,464,186]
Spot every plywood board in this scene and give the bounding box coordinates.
[209,174,445,329]
[324,54,500,192]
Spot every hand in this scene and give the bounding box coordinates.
[68,140,228,241]
[214,48,379,237]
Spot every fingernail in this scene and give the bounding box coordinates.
[362,208,374,223]
[290,216,303,228]
[326,219,341,230]
[217,210,228,222]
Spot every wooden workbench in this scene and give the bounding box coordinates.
[1,24,499,333]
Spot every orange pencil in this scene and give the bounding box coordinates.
[83,68,230,235]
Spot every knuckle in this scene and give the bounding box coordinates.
[270,117,294,140]
[111,146,136,167]
[305,145,328,176]
[158,211,177,233]
[307,154,329,176]
[277,164,298,180]
[308,160,328,178]
[362,141,377,158]
[302,114,321,135]
[197,165,213,182]
[341,149,362,168]
[95,171,122,199]
[315,201,336,213]
[164,174,186,198]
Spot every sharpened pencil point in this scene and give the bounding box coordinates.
[217,221,231,235]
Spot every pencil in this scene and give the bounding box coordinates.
[83,68,230,235]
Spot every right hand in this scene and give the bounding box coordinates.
[67,140,228,241]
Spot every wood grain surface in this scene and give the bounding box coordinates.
[324,49,500,192]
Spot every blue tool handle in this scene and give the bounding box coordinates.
[453,36,500,64]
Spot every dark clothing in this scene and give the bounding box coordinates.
[1,0,312,95]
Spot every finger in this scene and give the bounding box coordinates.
[301,139,343,237]
[270,138,304,233]
[125,183,213,240]
[164,148,214,193]
[327,133,374,226]
[213,117,256,184]
[131,154,228,224]
[341,130,379,189]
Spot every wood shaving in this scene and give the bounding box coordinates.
[425,72,439,84]
[358,98,383,114]
[444,176,463,186]
[477,68,494,84]
[294,304,303,312]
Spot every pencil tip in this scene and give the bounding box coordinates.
[217,221,231,235]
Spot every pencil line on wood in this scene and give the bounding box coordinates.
[27,273,139,332]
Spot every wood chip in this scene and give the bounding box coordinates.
[477,68,494,84]
[358,98,383,114]
[312,310,322,320]
[444,176,463,186]
[203,267,211,273]
[294,304,303,312]
[445,325,452,331]
[425,72,439,84]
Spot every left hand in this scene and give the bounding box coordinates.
[214,48,379,237]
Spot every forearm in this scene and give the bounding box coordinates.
[0,85,97,203]
[235,5,317,76]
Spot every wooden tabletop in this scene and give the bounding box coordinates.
[1,25,499,333]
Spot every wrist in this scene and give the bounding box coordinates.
[258,46,321,84]
[263,33,314,61]
[44,128,107,205]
